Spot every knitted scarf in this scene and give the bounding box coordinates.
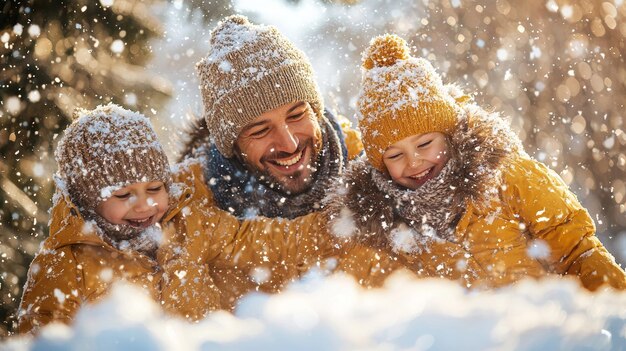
[88,213,162,259]
[205,111,348,219]
[370,160,464,241]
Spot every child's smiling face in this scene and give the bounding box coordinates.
[95,181,169,228]
[382,132,450,190]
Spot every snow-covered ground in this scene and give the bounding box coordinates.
[3,271,625,350]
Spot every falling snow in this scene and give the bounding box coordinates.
[1,0,626,342]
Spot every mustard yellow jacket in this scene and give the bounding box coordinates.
[326,107,626,291]
[399,157,626,290]
[17,164,219,334]
[160,162,402,321]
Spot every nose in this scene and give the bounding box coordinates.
[273,124,299,154]
[132,194,153,213]
[407,152,423,169]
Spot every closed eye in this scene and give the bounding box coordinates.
[287,112,305,122]
[114,193,130,199]
[147,185,163,192]
[417,140,432,148]
[385,153,402,160]
[249,127,269,138]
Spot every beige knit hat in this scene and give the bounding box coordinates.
[197,15,324,158]
[55,103,171,213]
[357,34,464,172]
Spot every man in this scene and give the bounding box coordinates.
[184,15,360,219]
[177,15,401,310]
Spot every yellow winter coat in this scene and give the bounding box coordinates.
[326,109,626,292]
[161,115,403,320]
[160,162,402,321]
[400,157,626,290]
[17,164,219,334]
[336,115,401,289]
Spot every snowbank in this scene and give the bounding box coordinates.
[3,271,625,350]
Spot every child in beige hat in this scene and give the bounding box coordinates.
[17,104,221,333]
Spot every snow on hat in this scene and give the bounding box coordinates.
[55,103,171,213]
[196,14,324,158]
[357,34,462,172]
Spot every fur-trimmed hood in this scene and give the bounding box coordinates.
[177,115,211,163]
[324,101,523,251]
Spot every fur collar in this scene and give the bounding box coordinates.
[177,115,210,163]
[324,103,522,251]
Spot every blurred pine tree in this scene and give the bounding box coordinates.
[0,0,170,336]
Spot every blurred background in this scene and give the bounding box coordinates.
[1,0,625,337]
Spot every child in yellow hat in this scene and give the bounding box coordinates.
[325,34,626,291]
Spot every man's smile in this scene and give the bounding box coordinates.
[273,148,303,167]
[265,146,310,176]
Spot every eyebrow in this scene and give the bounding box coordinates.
[287,101,306,114]
[241,119,270,133]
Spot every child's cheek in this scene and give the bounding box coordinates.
[155,203,169,223]
[155,192,170,220]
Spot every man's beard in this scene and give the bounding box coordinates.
[265,138,316,194]
[237,133,323,195]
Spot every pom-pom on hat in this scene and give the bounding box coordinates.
[55,103,171,213]
[357,34,461,172]
[196,15,324,158]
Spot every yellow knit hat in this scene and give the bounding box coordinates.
[357,34,460,172]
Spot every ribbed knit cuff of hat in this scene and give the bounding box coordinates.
[208,65,324,158]
[362,99,458,172]
[68,147,171,215]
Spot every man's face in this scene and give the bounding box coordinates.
[235,101,322,194]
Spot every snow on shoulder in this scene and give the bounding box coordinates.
[4,272,625,350]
